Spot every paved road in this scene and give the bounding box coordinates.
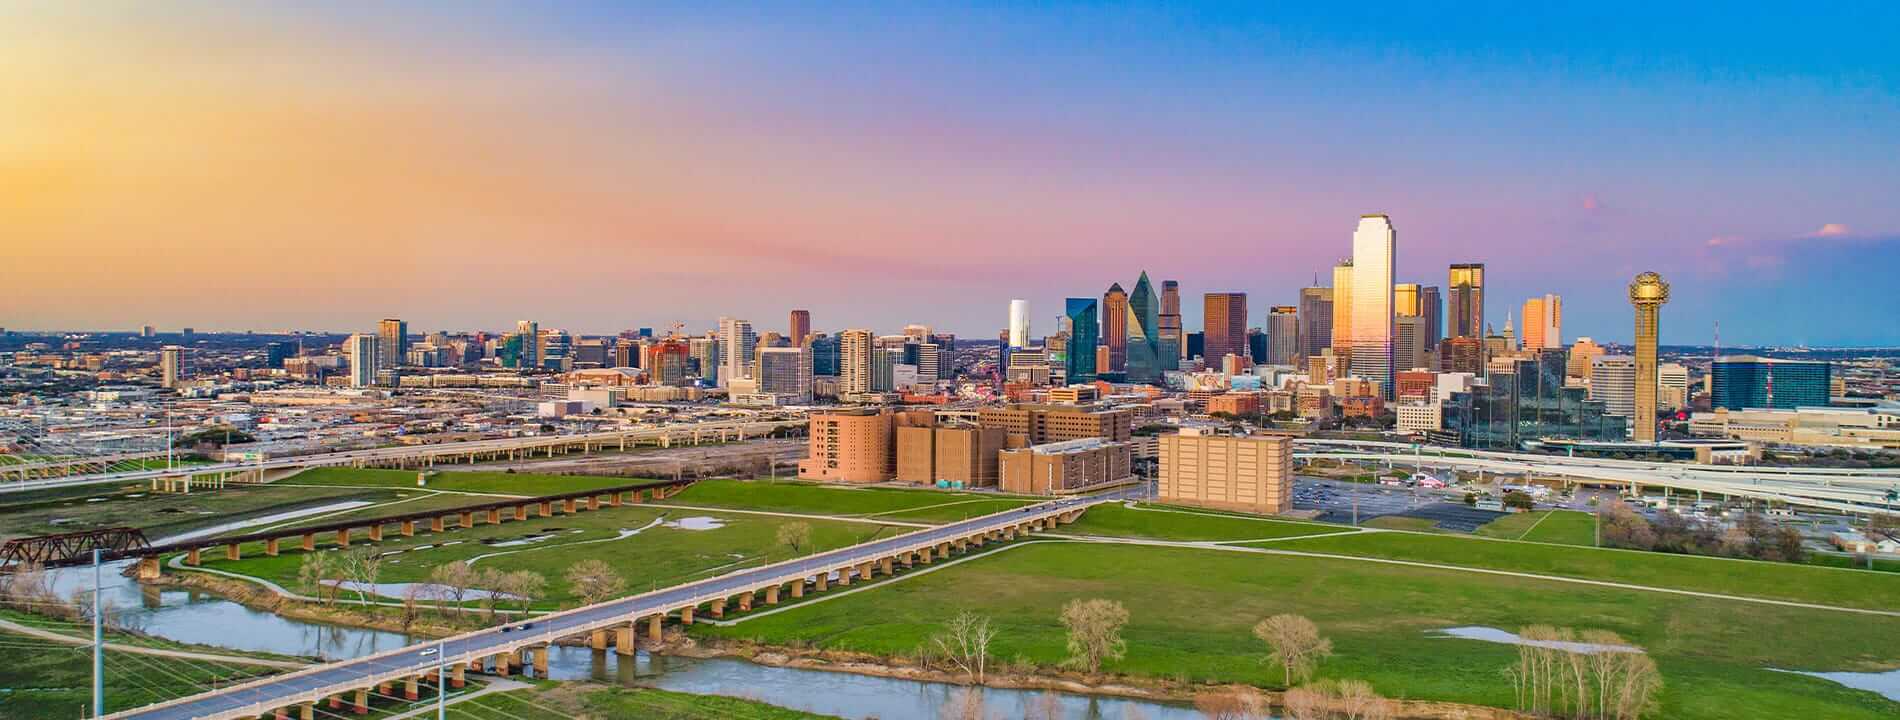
[2,419,802,494]
[108,496,1102,720]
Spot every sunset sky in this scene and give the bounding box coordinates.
[4,3,1898,345]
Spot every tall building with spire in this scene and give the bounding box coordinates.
[1298,286,1333,365]
[1346,215,1396,398]
[1008,299,1031,348]
[1102,283,1129,372]
[1628,272,1669,443]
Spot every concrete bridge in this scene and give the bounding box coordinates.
[0,450,173,482]
[1293,438,1900,514]
[1,418,805,494]
[102,498,1098,720]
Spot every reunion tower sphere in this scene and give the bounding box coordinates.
[1628,271,1670,306]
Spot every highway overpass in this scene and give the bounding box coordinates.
[103,498,1098,720]
[0,418,805,494]
[1294,439,1900,514]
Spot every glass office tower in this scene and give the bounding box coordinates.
[1347,215,1396,398]
[1064,298,1099,383]
[1711,357,1831,410]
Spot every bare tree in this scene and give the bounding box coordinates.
[296,552,335,606]
[1252,614,1333,687]
[501,570,546,614]
[1282,685,1325,720]
[1332,680,1395,720]
[930,610,997,684]
[428,561,475,613]
[400,584,423,633]
[776,521,814,556]
[1193,686,1266,720]
[1060,598,1129,674]
[1507,625,1661,720]
[475,567,507,623]
[563,559,626,607]
[335,547,383,605]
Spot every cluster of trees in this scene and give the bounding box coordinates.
[1505,626,1661,720]
[294,551,558,624]
[1598,502,1805,562]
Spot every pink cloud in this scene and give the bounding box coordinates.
[1580,194,1602,212]
[1803,223,1851,238]
[1706,235,1740,247]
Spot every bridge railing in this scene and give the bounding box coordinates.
[103,498,1094,720]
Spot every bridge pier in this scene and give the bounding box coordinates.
[648,614,664,642]
[352,688,369,714]
[563,498,579,514]
[451,664,466,688]
[264,538,279,556]
[532,646,549,678]
[404,677,420,700]
[226,543,241,561]
[834,568,851,587]
[299,700,315,720]
[880,557,895,576]
[335,528,351,548]
[186,548,201,566]
[738,592,752,611]
[615,624,637,655]
[765,585,780,605]
[515,505,529,521]
[431,516,446,533]
[591,629,609,650]
[460,511,474,528]
[136,556,161,580]
[539,501,553,517]
[302,533,316,551]
[488,508,503,524]
[368,524,383,542]
[709,598,725,618]
[680,606,695,625]
[401,520,415,537]
[792,579,806,597]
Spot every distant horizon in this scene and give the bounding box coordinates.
[5,5,1897,345]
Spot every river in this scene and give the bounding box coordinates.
[42,562,1199,719]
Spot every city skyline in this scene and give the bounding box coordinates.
[5,5,1899,344]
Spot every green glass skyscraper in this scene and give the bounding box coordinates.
[1126,271,1163,383]
[1065,297,1099,383]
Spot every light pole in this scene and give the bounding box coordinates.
[91,548,103,719]
[436,639,447,720]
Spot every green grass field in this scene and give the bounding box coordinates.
[698,540,1900,720]
[1058,502,1351,542]
[0,482,408,542]
[0,625,285,719]
[1254,530,1900,611]
[194,503,916,609]
[1474,510,1597,545]
[657,479,1037,520]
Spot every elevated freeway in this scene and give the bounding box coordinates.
[1294,439,1900,514]
[104,497,1099,720]
[0,418,805,494]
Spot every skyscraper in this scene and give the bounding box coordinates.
[1330,261,1354,366]
[758,346,814,403]
[809,334,840,377]
[840,329,874,395]
[1125,272,1163,383]
[1064,298,1099,383]
[1590,355,1637,425]
[1267,306,1299,366]
[1159,280,1184,363]
[1419,285,1443,353]
[1347,215,1395,398]
[516,320,539,370]
[1202,293,1248,365]
[1297,287,1333,365]
[1522,294,1563,350]
[718,317,757,386]
[1102,283,1129,372]
[1447,264,1485,339]
[1394,315,1428,371]
[1711,357,1832,410]
[346,334,378,388]
[378,318,407,370]
[688,336,720,383]
[159,346,184,389]
[789,310,811,346]
[1628,272,1669,443]
[1008,299,1031,348]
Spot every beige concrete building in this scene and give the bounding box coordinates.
[978,404,1132,446]
[894,423,1008,487]
[999,438,1133,495]
[1689,406,1900,449]
[1158,429,1293,514]
[797,409,895,483]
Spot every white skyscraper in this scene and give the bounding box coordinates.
[1008,299,1031,348]
[840,329,874,395]
[347,333,379,388]
[159,346,185,389]
[719,317,758,387]
[1347,215,1396,398]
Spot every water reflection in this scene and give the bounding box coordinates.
[43,563,1205,719]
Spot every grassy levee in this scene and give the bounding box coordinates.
[657,478,1036,518]
[191,505,916,609]
[287,467,661,495]
[1256,530,1900,610]
[697,540,1900,720]
[1057,502,1353,542]
[443,685,837,720]
[0,482,409,542]
[1475,510,1597,545]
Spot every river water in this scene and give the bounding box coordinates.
[43,562,1199,719]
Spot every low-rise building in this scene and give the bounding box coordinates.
[998,437,1133,495]
[797,409,896,483]
[1395,401,1443,433]
[1158,428,1293,514]
[1689,406,1900,449]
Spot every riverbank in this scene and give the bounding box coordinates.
[683,637,1526,720]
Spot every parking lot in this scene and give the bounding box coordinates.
[1292,477,1506,531]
